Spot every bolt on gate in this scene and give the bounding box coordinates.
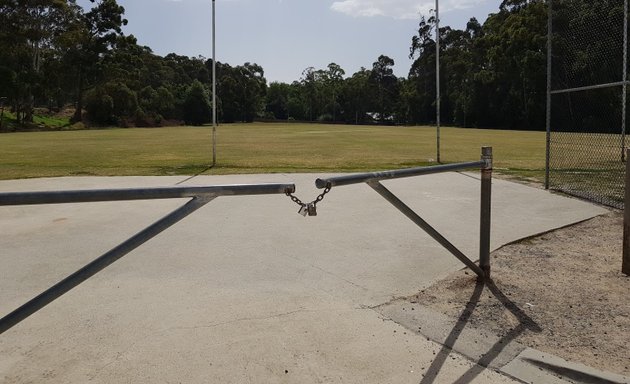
[315,147,493,279]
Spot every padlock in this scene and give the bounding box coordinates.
[298,204,308,217]
[307,203,317,216]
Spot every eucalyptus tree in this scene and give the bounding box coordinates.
[323,63,345,121]
[216,62,266,122]
[182,79,212,126]
[369,55,399,123]
[300,67,318,121]
[341,67,371,124]
[61,0,127,122]
[265,82,291,120]
[406,1,547,129]
[478,0,547,129]
[408,15,438,124]
[0,0,73,122]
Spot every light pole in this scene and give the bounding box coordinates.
[212,0,217,166]
[435,0,441,163]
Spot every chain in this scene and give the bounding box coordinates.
[286,191,305,207]
[285,183,332,216]
[313,183,332,206]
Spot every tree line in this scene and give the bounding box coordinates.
[1,0,556,130]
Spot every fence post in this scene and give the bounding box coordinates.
[480,147,493,279]
[623,148,630,276]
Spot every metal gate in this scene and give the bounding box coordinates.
[1,147,492,334]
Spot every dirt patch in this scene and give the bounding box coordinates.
[410,211,630,376]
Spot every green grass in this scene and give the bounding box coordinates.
[0,123,547,181]
[1,110,71,130]
[32,114,71,128]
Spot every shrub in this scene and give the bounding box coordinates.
[85,88,115,125]
[84,82,138,126]
[317,113,333,122]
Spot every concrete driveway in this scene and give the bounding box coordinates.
[0,173,606,383]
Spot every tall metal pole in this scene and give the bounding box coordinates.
[435,0,441,163]
[212,0,217,166]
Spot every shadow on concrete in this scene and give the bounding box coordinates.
[176,164,215,185]
[419,279,541,384]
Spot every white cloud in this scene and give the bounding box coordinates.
[330,0,487,20]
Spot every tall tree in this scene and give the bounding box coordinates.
[216,62,266,122]
[479,0,547,129]
[370,55,399,122]
[0,0,71,123]
[408,15,438,124]
[324,63,345,121]
[62,0,127,122]
[300,67,318,121]
[341,67,371,124]
[265,82,291,120]
[182,79,212,126]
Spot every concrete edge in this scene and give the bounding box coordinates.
[376,301,630,384]
[375,300,528,372]
[503,348,630,384]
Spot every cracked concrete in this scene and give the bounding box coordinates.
[0,173,606,383]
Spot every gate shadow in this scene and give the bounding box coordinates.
[419,278,542,384]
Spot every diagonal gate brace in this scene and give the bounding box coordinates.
[316,147,493,279]
[0,183,295,335]
[366,180,484,277]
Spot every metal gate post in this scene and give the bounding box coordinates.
[480,147,493,278]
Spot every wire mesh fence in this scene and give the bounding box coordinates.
[547,0,628,208]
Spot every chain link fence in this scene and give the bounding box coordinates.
[547,0,628,208]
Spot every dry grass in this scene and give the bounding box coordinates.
[0,123,546,180]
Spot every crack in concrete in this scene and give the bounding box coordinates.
[281,253,372,293]
[166,308,312,331]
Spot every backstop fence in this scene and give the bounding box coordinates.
[546,0,629,208]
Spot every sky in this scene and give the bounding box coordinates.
[76,0,503,83]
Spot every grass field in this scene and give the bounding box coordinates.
[0,123,546,181]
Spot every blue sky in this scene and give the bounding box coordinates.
[77,0,502,83]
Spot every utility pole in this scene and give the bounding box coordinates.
[212,0,217,166]
[435,0,441,163]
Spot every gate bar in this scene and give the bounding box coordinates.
[315,160,485,189]
[0,183,295,206]
[0,182,295,335]
[316,148,492,279]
